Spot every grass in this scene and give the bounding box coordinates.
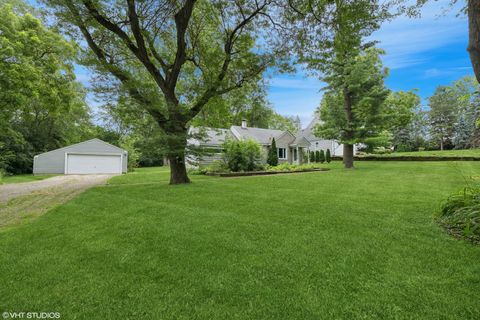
[0,174,57,184]
[1,162,480,319]
[0,186,90,230]
[371,149,480,157]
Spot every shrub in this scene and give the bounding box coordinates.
[436,187,480,244]
[266,163,324,172]
[364,131,392,153]
[267,137,278,166]
[326,149,331,163]
[373,146,392,154]
[199,160,229,174]
[223,139,262,172]
[315,150,320,163]
[120,136,140,170]
[244,139,262,171]
[309,151,315,162]
[319,150,325,163]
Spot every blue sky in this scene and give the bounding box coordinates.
[268,0,472,126]
[74,0,472,128]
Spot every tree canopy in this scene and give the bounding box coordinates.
[0,3,93,174]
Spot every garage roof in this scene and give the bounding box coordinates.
[34,138,126,157]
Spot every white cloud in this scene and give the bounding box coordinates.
[372,0,467,69]
[422,66,472,79]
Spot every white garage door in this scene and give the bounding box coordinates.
[66,154,122,174]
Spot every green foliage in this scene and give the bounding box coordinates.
[315,49,390,145]
[436,186,480,244]
[195,161,229,175]
[267,113,300,132]
[326,149,331,163]
[428,86,460,150]
[191,80,278,130]
[309,151,315,162]
[119,136,139,170]
[267,137,278,166]
[384,91,421,131]
[0,3,93,173]
[222,139,262,172]
[265,163,325,172]
[364,131,393,153]
[319,150,325,163]
[315,150,320,163]
[283,2,394,168]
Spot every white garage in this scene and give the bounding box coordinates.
[33,139,128,175]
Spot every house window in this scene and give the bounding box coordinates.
[293,148,297,161]
[278,148,287,159]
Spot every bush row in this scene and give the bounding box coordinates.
[309,149,331,163]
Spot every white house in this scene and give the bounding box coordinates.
[188,115,351,167]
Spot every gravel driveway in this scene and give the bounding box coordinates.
[0,175,112,203]
[0,175,114,228]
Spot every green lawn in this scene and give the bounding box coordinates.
[371,149,480,157]
[0,174,57,184]
[1,162,479,319]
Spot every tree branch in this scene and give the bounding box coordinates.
[166,0,196,91]
[65,0,168,126]
[81,0,172,102]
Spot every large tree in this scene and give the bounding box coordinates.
[383,90,421,151]
[467,0,479,83]
[428,86,459,150]
[314,48,390,163]
[279,0,395,168]
[44,0,275,184]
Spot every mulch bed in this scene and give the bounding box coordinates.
[205,168,329,177]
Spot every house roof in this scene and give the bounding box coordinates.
[298,113,322,142]
[189,127,230,146]
[230,126,286,145]
[291,135,311,147]
[34,138,126,157]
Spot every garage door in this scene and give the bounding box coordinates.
[66,154,122,174]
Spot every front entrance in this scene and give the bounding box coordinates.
[289,147,306,165]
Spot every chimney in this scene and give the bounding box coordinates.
[241,119,247,128]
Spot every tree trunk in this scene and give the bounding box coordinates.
[343,144,354,168]
[343,87,355,169]
[468,0,480,83]
[164,121,190,185]
[440,138,444,151]
[168,155,190,184]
